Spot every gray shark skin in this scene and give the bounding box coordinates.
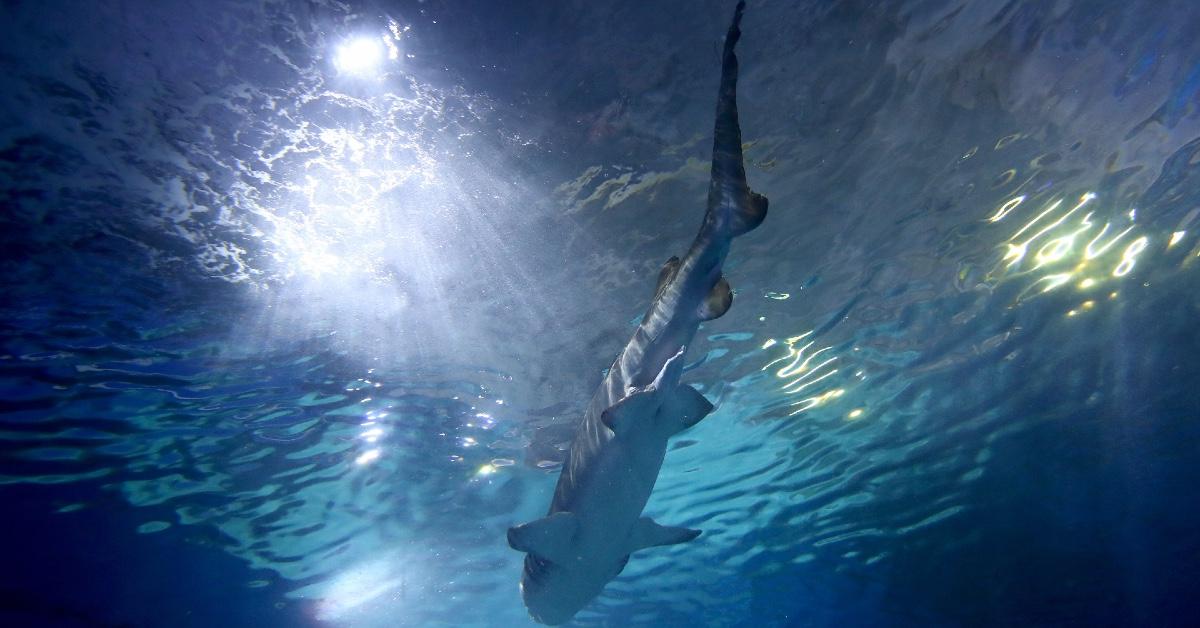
[507,2,767,624]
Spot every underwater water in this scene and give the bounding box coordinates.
[3,0,1200,625]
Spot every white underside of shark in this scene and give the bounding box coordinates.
[508,2,768,624]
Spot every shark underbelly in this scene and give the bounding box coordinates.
[567,433,667,549]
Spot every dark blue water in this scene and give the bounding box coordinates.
[4,0,1200,626]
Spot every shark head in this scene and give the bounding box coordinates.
[518,553,626,625]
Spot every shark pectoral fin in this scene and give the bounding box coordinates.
[507,511,578,562]
[697,276,733,321]
[628,517,702,552]
[665,384,714,433]
[602,389,658,436]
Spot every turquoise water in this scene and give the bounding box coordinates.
[3,0,1200,626]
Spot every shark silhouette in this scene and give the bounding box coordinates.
[508,2,767,624]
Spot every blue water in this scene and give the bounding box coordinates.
[3,0,1200,626]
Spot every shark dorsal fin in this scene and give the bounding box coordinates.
[628,517,701,552]
[697,276,732,321]
[644,256,683,325]
[507,511,578,563]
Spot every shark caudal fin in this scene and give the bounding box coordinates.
[706,0,769,239]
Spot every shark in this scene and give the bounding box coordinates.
[507,2,767,624]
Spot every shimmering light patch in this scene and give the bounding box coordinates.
[316,557,414,622]
[355,449,381,466]
[985,184,1178,303]
[795,388,845,413]
[761,338,777,350]
[987,195,1024,223]
[1034,232,1075,268]
[995,133,1021,150]
[1037,273,1074,293]
[1113,236,1149,277]
[847,408,864,420]
[762,332,847,416]
[779,344,833,379]
[333,36,387,76]
[476,464,496,477]
[1005,195,1093,269]
[782,360,838,394]
[765,291,790,300]
[1082,300,1095,309]
[1008,198,1065,242]
[1085,223,1135,260]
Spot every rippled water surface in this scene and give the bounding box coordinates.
[4,0,1200,626]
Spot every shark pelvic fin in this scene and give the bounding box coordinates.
[507,511,578,563]
[663,384,714,434]
[628,516,701,552]
[731,190,769,236]
[697,276,733,321]
[601,388,658,436]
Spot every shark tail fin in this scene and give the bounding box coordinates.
[707,0,769,239]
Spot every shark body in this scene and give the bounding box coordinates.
[508,3,767,624]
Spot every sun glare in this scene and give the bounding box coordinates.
[334,36,387,76]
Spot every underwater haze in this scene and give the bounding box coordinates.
[3,0,1200,626]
